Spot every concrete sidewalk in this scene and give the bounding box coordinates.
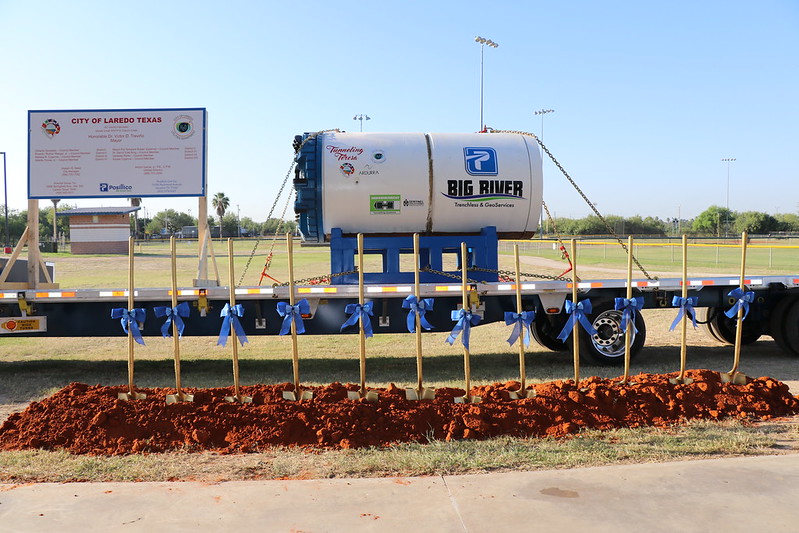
[2,454,798,532]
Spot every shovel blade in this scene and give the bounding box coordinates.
[347,391,361,401]
[118,392,147,401]
[455,395,482,404]
[300,390,314,400]
[721,371,747,385]
[225,395,253,404]
[166,393,194,404]
[365,391,379,403]
[405,389,419,401]
[282,391,298,401]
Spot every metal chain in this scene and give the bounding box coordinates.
[276,269,359,287]
[237,165,294,286]
[420,267,484,285]
[489,129,654,281]
[541,199,579,282]
[468,265,572,283]
[238,129,340,286]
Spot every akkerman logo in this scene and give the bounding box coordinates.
[100,183,133,192]
[464,147,498,176]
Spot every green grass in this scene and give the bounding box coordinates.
[3,239,799,482]
[0,419,791,482]
[500,238,799,277]
[40,236,799,289]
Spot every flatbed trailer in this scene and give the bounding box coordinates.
[3,272,798,364]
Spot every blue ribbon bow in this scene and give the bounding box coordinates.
[402,295,435,333]
[557,299,598,342]
[154,301,190,338]
[614,296,644,335]
[504,311,535,347]
[340,302,374,338]
[218,303,248,347]
[277,298,310,335]
[670,296,698,331]
[111,307,147,345]
[724,287,755,320]
[446,308,481,349]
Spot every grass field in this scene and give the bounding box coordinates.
[2,237,799,482]
[36,236,799,289]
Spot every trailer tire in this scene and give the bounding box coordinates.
[531,313,570,352]
[768,295,799,356]
[697,307,727,344]
[778,297,799,357]
[580,300,646,365]
[707,306,763,346]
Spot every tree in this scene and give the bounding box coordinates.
[146,209,195,235]
[733,211,778,235]
[775,213,799,233]
[212,192,230,229]
[220,213,240,237]
[262,217,297,236]
[0,208,30,245]
[129,198,142,238]
[692,206,734,236]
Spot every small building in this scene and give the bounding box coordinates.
[57,207,140,254]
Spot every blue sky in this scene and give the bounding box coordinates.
[1,0,797,222]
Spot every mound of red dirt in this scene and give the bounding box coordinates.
[1,369,797,455]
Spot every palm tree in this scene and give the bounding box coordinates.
[212,192,230,237]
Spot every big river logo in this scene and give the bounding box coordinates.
[442,179,524,204]
[100,183,133,192]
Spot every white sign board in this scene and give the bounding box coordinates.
[28,108,207,199]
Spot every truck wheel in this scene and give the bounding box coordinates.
[768,295,799,356]
[697,307,727,344]
[708,307,763,345]
[580,300,646,365]
[531,313,570,352]
[778,297,799,356]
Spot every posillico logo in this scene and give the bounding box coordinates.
[464,147,498,176]
[100,183,132,192]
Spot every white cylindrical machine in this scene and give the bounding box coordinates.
[293,132,543,241]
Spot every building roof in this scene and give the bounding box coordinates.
[57,206,141,217]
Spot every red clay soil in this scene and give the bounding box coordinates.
[1,369,797,455]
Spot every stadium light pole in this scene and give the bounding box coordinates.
[722,158,736,237]
[1,152,7,248]
[474,36,498,131]
[533,109,554,237]
[534,109,554,142]
[353,114,370,132]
